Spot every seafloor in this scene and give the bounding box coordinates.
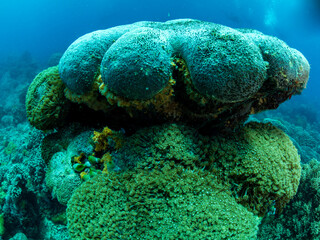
[0,52,320,239]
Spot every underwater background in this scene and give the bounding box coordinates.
[0,0,319,239]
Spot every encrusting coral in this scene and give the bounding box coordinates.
[92,126,124,152]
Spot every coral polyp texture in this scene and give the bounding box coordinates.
[26,19,309,131]
[26,66,70,130]
[66,123,300,239]
[67,168,260,240]
[23,19,308,240]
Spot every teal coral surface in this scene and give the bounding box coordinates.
[0,17,314,240]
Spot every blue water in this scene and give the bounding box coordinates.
[1,0,319,97]
[0,1,320,239]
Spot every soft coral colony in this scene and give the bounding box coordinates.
[26,19,309,239]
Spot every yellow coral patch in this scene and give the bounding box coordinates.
[101,152,112,174]
[64,76,111,112]
[99,75,182,120]
[73,152,85,164]
[80,171,88,180]
[92,126,123,152]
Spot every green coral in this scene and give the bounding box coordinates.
[110,122,300,216]
[258,159,320,239]
[26,66,70,130]
[0,214,5,236]
[51,211,67,225]
[67,165,260,240]
[66,122,300,239]
[207,122,301,216]
[4,142,16,155]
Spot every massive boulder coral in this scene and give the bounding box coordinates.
[23,19,307,240]
[58,25,138,94]
[26,19,310,131]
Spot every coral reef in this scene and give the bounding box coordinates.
[0,123,45,238]
[20,19,310,239]
[0,123,70,239]
[7,233,28,240]
[25,66,71,130]
[25,19,309,132]
[38,217,70,240]
[68,167,260,240]
[101,27,174,100]
[45,127,94,205]
[258,159,320,239]
[66,122,300,239]
[45,152,81,205]
[92,126,124,152]
[0,52,39,129]
[207,122,301,216]
[253,98,320,163]
[59,25,136,94]
[0,78,29,128]
[109,123,300,216]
